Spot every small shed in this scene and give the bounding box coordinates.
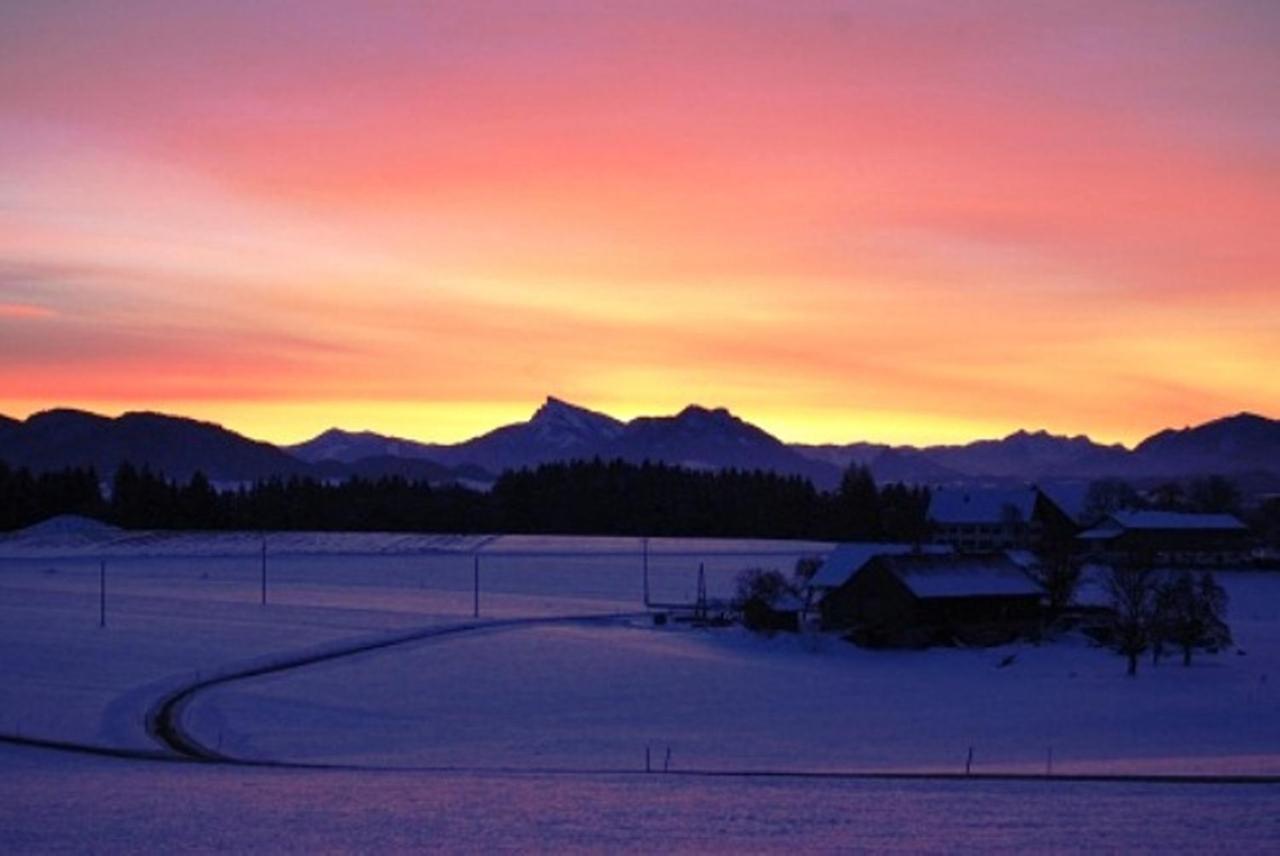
[820,553,1043,647]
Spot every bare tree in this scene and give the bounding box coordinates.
[732,568,795,633]
[1083,478,1142,526]
[1032,546,1083,621]
[792,555,823,587]
[1105,557,1158,677]
[1163,572,1232,667]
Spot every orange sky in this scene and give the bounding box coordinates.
[2,1,1278,447]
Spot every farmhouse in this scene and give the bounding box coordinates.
[928,485,1076,552]
[819,552,1043,647]
[808,542,951,597]
[1078,510,1251,567]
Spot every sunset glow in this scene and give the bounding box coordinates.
[2,1,1277,446]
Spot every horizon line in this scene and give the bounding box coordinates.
[2,398,1272,454]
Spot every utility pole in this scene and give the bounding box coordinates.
[695,562,707,623]
[99,560,106,628]
[260,535,267,606]
[642,536,650,607]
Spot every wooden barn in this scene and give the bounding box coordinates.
[1078,511,1251,567]
[818,552,1043,647]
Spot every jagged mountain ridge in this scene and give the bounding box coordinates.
[295,403,1280,487]
[4,402,1280,490]
[305,399,839,486]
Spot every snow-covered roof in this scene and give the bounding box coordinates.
[1079,510,1248,540]
[1037,482,1091,524]
[809,542,950,589]
[1109,511,1247,531]
[927,486,1039,525]
[879,554,1043,599]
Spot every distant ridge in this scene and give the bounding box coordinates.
[288,400,1280,491]
[289,397,837,487]
[0,409,481,485]
[4,401,1280,493]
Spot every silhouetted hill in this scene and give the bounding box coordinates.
[921,429,1130,479]
[0,409,307,482]
[415,396,626,473]
[609,405,840,487]
[287,427,442,464]
[11,403,1280,493]
[309,455,493,484]
[1131,412,1280,477]
[291,398,840,487]
[792,419,1280,487]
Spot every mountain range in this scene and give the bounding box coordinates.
[3,398,1280,494]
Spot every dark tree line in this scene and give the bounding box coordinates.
[1083,474,1246,523]
[0,458,930,541]
[0,462,107,530]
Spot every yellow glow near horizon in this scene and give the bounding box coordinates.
[2,2,1278,448]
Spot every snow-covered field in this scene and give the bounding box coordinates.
[4,742,1279,853]
[185,605,1280,777]
[3,521,1279,852]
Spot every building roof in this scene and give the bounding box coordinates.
[927,486,1039,525]
[1112,510,1246,530]
[1079,510,1248,539]
[877,553,1043,599]
[809,542,950,589]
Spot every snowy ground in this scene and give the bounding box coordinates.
[2,524,1279,851]
[4,742,1279,853]
[0,528,826,749]
[182,580,1280,776]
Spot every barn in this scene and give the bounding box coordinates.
[819,552,1043,647]
[1077,510,1251,567]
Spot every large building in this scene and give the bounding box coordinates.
[927,486,1077,552]
[1078,510,1251,567]
[818,552,1043,647]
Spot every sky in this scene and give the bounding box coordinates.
[1,1,1278,447]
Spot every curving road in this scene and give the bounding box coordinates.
[145,612,645,763]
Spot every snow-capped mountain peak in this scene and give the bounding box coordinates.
[528,397,625,447]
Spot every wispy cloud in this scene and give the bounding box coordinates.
[0,2,1277,444]
[0,302,54,319]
